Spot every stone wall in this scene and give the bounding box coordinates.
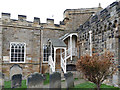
[63,7,102,31]
[0,3,112,81]
[77,1,120,86]
[0,13,67,78]
[0,13,42,80]
[41,19,65,74]
[78,1,119,59]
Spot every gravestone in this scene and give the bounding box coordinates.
[64,72,74,88]
[27,72,44,88]
[49,72,61,89]
[10,64,22,80]
[112,74,119,87]
[0,72,4,88]
[11,74,22,88]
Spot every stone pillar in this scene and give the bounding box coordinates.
[70,35,72,60]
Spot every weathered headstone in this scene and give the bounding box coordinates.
[10,64,22,80]
[0,72,4,88]
[64,72,74,88]
[27,72,44,88]
[49,72,61,89]
[11,74,22,88]
[112,74,119,87]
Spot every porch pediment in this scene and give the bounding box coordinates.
[48,38,67,47]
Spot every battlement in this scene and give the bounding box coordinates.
[0,13,65,30]
[18,15,27,21]
[1,13,11,22]
[47,18,54,24]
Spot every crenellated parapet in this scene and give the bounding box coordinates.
[0,13,65,30]
[0,13,41,29]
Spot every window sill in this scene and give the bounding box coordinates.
[9,62,25,63]
[42,61,48,64]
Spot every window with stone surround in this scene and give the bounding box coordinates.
[43,44,50,62]
[10,42,26,63]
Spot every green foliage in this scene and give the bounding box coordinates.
[43,73,49,85]
[61,80,65,82]
[74,78,78,81]
[4,80,11,88]
[76,51,117,90]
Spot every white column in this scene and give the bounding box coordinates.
[89,31,92,56]
[51,43,52,56]
[54,47,56,72]
[70,35,72,60]
[64,48,67,73]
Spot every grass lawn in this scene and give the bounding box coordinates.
[74,82,119,89]
[4,80,27,88]
[4,74,120,89]
[4,73,50,88]
[43,73,49,85]
[4,80,120,89]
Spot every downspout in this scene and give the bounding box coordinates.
[39,26,43,73]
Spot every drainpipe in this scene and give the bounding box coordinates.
[39,26,43,74]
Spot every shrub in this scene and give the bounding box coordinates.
[76,51,117,90]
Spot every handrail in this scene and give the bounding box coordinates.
[60,47,77,73]
[61,54,66,73]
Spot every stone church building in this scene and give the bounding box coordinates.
[0,0,120,87]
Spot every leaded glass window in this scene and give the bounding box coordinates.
[10,42,26,63]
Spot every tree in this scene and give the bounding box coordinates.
[76,51,117,90]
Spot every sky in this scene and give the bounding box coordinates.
[0,0,117,24]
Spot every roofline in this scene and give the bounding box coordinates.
[60,32,78,41]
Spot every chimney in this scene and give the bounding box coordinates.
[18,15,26,21]
[1,13,11,22]
[34,17,40,24]
[47,18,54,24]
